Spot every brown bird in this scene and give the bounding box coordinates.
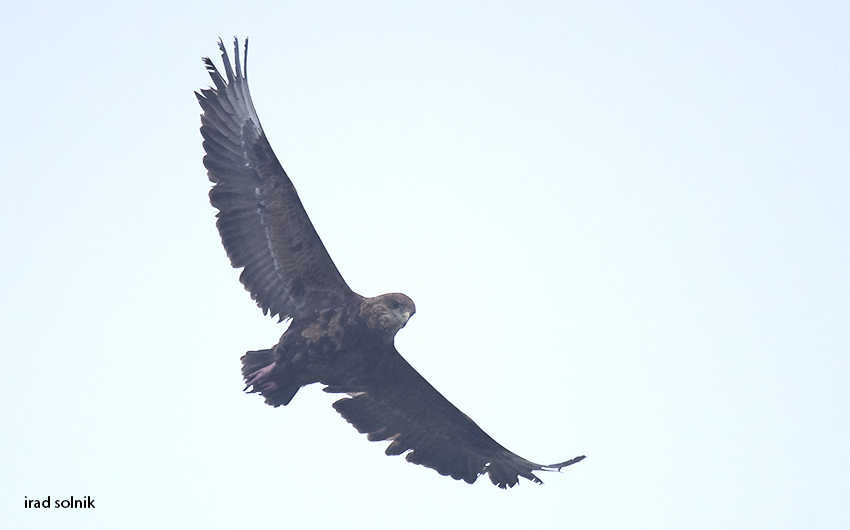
[196,37,585,488]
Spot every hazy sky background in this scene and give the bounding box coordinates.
[2,1,848,528]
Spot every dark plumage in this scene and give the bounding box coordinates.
[196,37,585,488]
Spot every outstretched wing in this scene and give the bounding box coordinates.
[324,345,585,488]
[196,38,352,320]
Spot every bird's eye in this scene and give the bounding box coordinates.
[391,300,401,310]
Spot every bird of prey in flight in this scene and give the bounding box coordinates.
[196,37,585,488]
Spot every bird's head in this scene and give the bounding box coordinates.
[363,293,416,339]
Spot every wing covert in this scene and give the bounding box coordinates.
[196,38,352,320]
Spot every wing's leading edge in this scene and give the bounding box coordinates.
[325,343,586,488]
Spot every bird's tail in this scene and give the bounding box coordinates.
[241,349,301,407]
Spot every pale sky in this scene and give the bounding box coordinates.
[2,1,849,528]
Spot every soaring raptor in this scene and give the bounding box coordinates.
[196,37,585,488]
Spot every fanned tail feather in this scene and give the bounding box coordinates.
[241,349,300,407]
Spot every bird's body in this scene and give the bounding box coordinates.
[241,292,413,409]
[196,37,584,488]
